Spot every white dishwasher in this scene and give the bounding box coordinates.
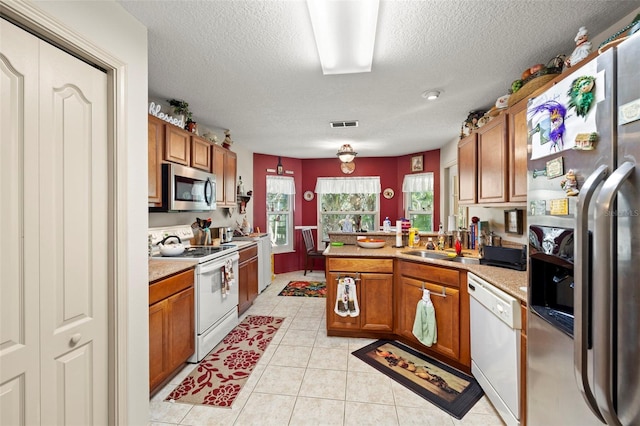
[468,273,521,426]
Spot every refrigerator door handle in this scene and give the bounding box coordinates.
[574,164,608,422]
[593,161,635,426]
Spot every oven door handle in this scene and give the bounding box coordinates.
[574,164,607,422]
[198,253,239,275]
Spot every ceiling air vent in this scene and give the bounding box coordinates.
[330,120,359,128]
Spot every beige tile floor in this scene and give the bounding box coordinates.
[149,270,505,426]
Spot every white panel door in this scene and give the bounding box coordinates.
[0,19,42,426]
[38,33,108,425]
[0,18,109,425]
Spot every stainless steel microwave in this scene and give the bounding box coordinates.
[150,163,216,212]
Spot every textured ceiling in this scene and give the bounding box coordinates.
[118,0,640,158]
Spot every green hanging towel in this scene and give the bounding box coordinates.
[412,298,437,347]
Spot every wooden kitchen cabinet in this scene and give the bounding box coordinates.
[158,115,213,172]
[326,258,394,335]
[457,133,477,204]
[190,135,212,172]
[458,109,528,205]
[396,260,470,372]
[212,144,237,208]
[238,244,259,315]
[149,269,195,395]
[477,113,509,203]
[165,123,191,166]
[508,100,529,203]
[148,115,165,206]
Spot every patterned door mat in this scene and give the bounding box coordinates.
[278,280,326,297]
[352,340,484,419]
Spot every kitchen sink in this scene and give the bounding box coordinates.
[404,250,480,264]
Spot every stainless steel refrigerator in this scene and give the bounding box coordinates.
[526,32,640,425]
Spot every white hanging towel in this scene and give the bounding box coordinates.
[334,279,349,317]
[412,289,437,346]
[344,277,360,317]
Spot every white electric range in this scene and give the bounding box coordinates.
[149,225,240,363]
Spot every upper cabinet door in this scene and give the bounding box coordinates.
[458,133,477,205]
[165,125,190,166]
[190,135,212,172]
[477,114,508,203]
[148,115,165,205]
[212,145,226,205]
[508,101,529,202]
[224,150,237,206]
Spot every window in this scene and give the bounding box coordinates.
[315,177,381,245]
[266,176,295,253]
[403,173,434,232]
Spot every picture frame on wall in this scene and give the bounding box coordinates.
[411,155,423,172]
[504,209,524,234]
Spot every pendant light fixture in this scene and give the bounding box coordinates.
[337,144,357,163]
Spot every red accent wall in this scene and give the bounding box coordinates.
[253,150,441,274]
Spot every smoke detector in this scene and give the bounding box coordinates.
[330,120,359,128]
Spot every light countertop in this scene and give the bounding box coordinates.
[149,259,197,283]
[324,244,528,303]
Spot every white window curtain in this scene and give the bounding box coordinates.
[315,177,381,194]
[402,173,434,193]
[267,176,296,194]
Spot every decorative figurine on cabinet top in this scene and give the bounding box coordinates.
[222,130,234,149]
[565,26,592,69]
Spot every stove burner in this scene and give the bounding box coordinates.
[152,244,236,260]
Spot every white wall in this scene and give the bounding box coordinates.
[28,0,150,423]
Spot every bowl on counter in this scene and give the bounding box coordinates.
[356,238,386,249]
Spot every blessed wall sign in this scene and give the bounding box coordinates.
[149,102,185,128]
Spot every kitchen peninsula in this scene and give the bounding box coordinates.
[324,239,526,374]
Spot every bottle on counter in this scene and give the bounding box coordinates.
[408,228,416,248]
[437,222,445,250]
[455,234,462,255]
[426,237,436,250]
[383,217,392,233]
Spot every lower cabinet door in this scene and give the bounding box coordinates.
[168,287,195,371]
[326,272,361,330]
[396,276,461,361]
[149,285,195,393]
[149,299,169,392]
[360,273,394,332]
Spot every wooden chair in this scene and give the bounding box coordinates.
[302,228,325,275]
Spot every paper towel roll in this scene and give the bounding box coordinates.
[396,221,403,246]
[448,215,457,233]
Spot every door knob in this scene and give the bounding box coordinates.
[70,333,81,346]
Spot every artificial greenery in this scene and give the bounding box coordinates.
[167,99,194,123]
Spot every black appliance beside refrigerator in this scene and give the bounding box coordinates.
[527,33,640,425]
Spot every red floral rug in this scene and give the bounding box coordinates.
[278,280,326,297]
[165,315,284,407]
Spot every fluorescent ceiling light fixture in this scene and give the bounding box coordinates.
[307,0,380,75]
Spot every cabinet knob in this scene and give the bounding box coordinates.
[69,333,82,346]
